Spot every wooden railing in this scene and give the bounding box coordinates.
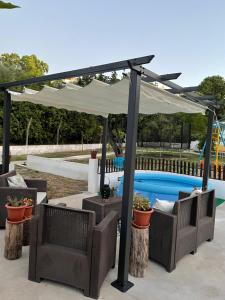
[98,157,225,181]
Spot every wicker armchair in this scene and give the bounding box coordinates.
[149,194,198,272]
[179,189,216,247]
[28,204,118,299]
[0,170,47,227]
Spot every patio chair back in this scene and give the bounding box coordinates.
[39,204,96,254]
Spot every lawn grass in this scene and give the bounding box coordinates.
[11,149,94,161]
[15,165,87,199]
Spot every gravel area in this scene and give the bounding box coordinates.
[15,165,87,199]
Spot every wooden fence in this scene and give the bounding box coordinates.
[98,157,225,181]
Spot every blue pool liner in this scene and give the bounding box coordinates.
[116,172,210,207]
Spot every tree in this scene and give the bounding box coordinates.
[199,75,225,117]
[0,53,48,90]
[0,1,19,9]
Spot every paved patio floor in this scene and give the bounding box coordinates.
[0,193,225,300]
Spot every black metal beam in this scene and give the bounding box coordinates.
[112,69,141,292]
[132,65,184,91]
[132,65,216,108]
[167,86,199,93]
[0,55,154,90]
[182,94,218,109]
[202,109,214,189]
[142,72,181,83]
[2,90,11,174]
[100,117,108,191]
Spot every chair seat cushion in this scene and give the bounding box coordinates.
[38,244,90,289]
[37,192,47,204]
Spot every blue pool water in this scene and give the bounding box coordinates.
[117,172,204,206]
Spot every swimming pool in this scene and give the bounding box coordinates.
[116,172,204,206]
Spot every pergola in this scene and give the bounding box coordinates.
[0,55,216,292]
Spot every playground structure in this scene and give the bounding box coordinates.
[200,118,225,170]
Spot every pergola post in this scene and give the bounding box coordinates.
[202,109,214,190]
[2,90,11,174]
[112,69,141,292]
[100,117,108,191]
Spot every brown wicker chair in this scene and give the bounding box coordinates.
[0,170,47,228]
[28,204,118,299]
[149,194,198,272]
[179,189,216,247]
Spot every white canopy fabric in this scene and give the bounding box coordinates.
[10,77,206,117]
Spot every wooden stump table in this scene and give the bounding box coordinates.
[4,220,23,260]
[129,226,149,277]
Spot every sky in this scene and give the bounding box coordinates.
[0,0,225,86]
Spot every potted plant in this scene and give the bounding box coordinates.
[5,196,26,222]
[23,198,33,219]
[133,194,154,228]
[91,150,98,159]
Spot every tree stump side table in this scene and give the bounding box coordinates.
[129,225,149,277]
[4,220,23,260]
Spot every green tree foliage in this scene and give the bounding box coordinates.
[0,53,48,90]
[0,53,116,145]
[199,75,225,117]
[0,1,19,9]
[1,52,221,149]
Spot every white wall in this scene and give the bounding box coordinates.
[4,144,102,156]
[27,155,88,181]
[88,159,100,193]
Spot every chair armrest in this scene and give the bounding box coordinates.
[149,209,177,272]
[90,210,118,299]
[25,179,47,192]
[28,215,39,281]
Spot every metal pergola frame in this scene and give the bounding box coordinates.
[0,55,216,292]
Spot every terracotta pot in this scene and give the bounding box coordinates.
[91,151,98,159]
[133,208,154,227]
[24,205,33,219]
[5,204,26,222]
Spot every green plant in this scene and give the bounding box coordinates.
[7,196,24,207]
[133,194,151,211]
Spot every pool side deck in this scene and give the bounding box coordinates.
[0,192,224,300]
